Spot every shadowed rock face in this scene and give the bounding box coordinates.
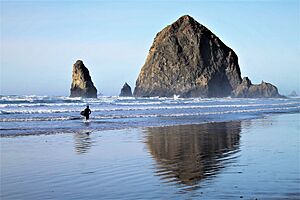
[134,15,242,98]
[70,60,97,98]
[232,77,283,98]
[119,82,133,97]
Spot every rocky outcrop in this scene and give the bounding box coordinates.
[70,60,97,98]
[119,82,133,97]
[232,77,282,98]
[288,90,298,97]
[134,15,242,98]
[134,15,282,98]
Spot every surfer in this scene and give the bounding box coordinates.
[81,105,91,120]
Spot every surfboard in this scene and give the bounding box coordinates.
[83,119,91,123]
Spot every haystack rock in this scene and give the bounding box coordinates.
[134,15,282,98]
[119,82,133,97]
[70,60,97,98]
[232,77,283,98]
[134,15,242,98]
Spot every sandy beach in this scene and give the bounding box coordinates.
[1,113,299,199]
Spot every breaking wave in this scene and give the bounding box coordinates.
[1,95,299,135]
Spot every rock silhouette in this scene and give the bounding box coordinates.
[119,82,133,97]
[134,15,282,98]
[288,90,298,97]
[70,60,97,98]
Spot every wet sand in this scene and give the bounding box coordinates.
[1,113,299,199]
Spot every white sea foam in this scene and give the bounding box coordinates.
[1,116,74,122]
[1,106,299,122]
[1,102,299,115]
[1,96,299,134]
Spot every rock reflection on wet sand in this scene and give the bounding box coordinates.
[73,131,94,154]
[145,122,241,188]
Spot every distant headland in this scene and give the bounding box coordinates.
[70,15,282,98]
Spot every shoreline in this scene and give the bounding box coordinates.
[1,111,299,138]
[1,96,299,137]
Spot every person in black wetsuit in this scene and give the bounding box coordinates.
[82,105,91,120]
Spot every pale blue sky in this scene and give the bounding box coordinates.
[1,0,299,96]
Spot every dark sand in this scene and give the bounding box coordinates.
[1,113,299,199]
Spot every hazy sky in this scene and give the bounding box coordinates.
[1,0,299,96]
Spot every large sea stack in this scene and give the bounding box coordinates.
[70,60,97,98]
[134,15,281,98]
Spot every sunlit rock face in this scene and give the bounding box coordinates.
[134,15,242,98]
[134,15,283,98]
[70,60,97,98]
[145,121,241,186]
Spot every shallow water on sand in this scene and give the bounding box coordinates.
[1,113,299,199]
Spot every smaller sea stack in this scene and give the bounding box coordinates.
[232,77,282,98]
[70,60,97,98]
[119,82,133,97]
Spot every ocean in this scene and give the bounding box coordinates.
[1,95,300,136]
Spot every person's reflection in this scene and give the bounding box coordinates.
[145,121,241,188]
[73,131,93,154]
